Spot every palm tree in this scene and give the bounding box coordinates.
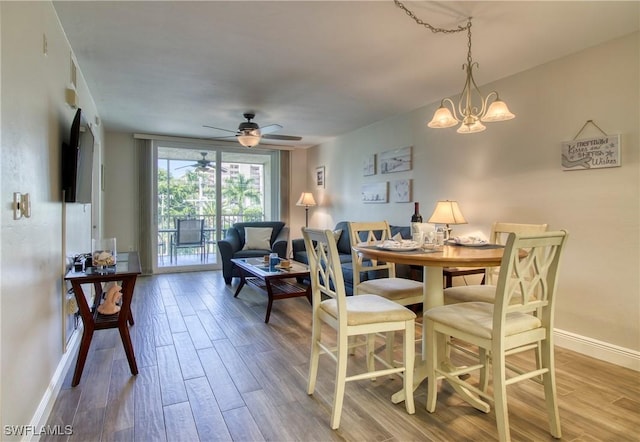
[222,174,261,220]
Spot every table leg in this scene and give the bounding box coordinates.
[72,326,95,387]
[392,266,445,403]
[264,279,275,323]
[233,273,246,298]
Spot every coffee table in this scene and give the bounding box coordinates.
[231,257,311,323]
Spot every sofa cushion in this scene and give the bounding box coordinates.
[243,227,273,250]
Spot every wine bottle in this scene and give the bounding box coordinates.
[411,202,423,223]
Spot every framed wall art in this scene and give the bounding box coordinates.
[391,179,411,203]
[380,146,412,174]
[315,166,325,188]
[361,182,388,203]
[363,154,376,176]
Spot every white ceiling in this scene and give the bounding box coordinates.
[53,1,639,149]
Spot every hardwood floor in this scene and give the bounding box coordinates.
[44,271,640,441]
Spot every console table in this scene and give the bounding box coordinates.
[65,251,141,386]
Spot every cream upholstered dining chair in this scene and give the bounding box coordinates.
[348,221,424,362]
[302,228,416,430]
[425,230,568,442]
[444,222,548,303]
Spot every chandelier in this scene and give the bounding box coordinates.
[394,1,515,134]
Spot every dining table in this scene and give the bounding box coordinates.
[353,241,507,406]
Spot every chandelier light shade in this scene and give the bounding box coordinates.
[296,192,317,227]
[428,200,467,239]
[426,18,515,134]
[237,129,261,148]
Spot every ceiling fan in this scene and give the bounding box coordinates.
[204,112,302,147]
[176,152,216,173]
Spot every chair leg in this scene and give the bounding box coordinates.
[492,347,510,442]
[403,320,415,415]
[426,321,438,412]
[307,320,321,395]
[541,339,562,438]
[331,333,349,430]
[366,334,376,375]
[385,331,395,368]
[479,347,490,392]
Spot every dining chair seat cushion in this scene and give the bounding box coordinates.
[356,278,423,302]
[320,294,417,326]
[425,302,542,339]
[243,227,273,250]
[444,285,498,304]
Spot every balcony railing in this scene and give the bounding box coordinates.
[157,214,265,266]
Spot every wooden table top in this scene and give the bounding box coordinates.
[353,244,506,268]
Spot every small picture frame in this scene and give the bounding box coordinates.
[361,182,388,203]
[363,154,376,176]
[315,166,325,188]
[391,179,411,202]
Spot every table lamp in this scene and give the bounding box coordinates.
[427,200,467,239]
[296,192,317,227]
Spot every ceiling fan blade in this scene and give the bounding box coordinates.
[203,124,238,134]
[258,123,283,135]
[262,134,303,141]
[175,163,197,170]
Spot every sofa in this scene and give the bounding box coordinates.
[291,221,419,295]
[218,221,289,284]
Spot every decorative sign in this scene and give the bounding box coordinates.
[561,135,620,171]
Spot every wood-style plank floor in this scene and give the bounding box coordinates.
[44,271,640,441]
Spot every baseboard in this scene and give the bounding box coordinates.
[26,329,81,442]
[555,328,640,372]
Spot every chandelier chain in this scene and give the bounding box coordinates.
[393,0,471,34]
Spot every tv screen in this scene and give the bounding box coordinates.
[62,108,94,203]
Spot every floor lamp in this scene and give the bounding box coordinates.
[296,192,316,227]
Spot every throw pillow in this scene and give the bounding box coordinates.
[243,227,273,250]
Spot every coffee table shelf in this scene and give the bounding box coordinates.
[231,258,311,323]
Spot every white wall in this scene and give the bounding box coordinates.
[306,33,639,363]
[1,2,102,435]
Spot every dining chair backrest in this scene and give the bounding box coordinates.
[302,228,348,327]
[348,221,396,287]
[486,222,548,285]
[176,218,205,245]
[493,231,568,322]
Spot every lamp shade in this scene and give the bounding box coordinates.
[296,192,316,207]
[482,99,515,122]
[428,105,458,128]
[427,200,467,225]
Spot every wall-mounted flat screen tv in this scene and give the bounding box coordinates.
[61,108,94,203]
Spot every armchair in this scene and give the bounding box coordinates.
[218,221,289,284]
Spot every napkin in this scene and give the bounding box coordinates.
[392,232,403,242]
[448,235,487,245]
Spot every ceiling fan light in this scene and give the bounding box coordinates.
[428,105,458,128]
[482,99,515,122]
[237,129,261,148]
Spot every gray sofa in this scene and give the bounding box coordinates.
[218,221,289,284]
[291,221,419,295]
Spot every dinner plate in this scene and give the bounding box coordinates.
[446,239,488,247]
[377,245,420,252]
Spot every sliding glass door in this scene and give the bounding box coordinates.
[153,142,280,273]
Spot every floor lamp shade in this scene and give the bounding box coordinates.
[296,192,316,227]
